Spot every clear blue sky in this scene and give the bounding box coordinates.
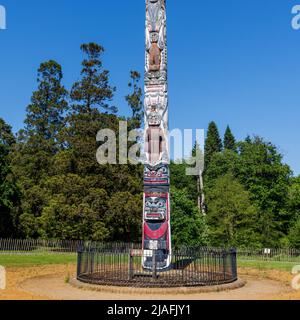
[0,0,300,175]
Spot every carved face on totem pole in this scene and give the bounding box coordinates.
[144,164,170,186]
[144,193,167,220]
[148,105,162,126]
[146,0,166,74]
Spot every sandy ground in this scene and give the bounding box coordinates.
[0,264,299,300]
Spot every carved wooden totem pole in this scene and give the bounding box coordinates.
[142,0,171,269]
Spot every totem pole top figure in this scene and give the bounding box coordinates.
[144,0,169,168]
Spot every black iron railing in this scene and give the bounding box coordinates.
[77,244,238,288]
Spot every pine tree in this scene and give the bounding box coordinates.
[224,126,236,151]
[10,61,68,237]
[65,43,120,175]
[24,60,68,152]
[125,71,143,129]
[204,121,222,170]
[12,60,68,184]
[70,43,116,113]
[0,118,19,237]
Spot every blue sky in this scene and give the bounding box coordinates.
[0,0,300,175]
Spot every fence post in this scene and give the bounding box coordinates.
[128,251,133,281]
[77,248,82,280]
[152,250,157,279]
[223,250,227,281]
[231,248,237,280]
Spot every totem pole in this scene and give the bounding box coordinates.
[142,0,171,270]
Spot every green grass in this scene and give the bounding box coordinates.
[238,259,298,272]
[0,253,77,267]
[0,252,298,272]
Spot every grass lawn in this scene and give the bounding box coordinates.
[238,259,298,272]
[0,253,77,267]
[0,252,298,272]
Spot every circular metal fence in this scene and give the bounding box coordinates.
[77,244,238,288]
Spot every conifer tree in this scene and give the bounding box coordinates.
[66,43,119,175]
[10,61,68,237]
[125,71,143,129]
[70,43,116,113]
[0,118,19,237]
[24,60,68,152]
[224,125,236,151]
[204,121,222,170]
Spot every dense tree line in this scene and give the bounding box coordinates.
[0,43,299,248]
[204,122,299,248]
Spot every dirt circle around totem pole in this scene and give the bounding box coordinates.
[16,272,293,300]
[69,277,246,295]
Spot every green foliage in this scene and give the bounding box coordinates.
[286,176,300,223]
[171,187,209,247]
[1,42,298,251]
[205,136,291,247]
[223,126,236,151]
[206,174,260,247]
[24,60,68,152]
[126,71,143,129]
[70,43,116,113]
[0,119,19,237]
[8,43,143,241]
[105,192,142,242]
[288,217,300,249]
[170,161,198,203]
[37,174,110,240]
[204,121,222,170]
[0,118,16,147]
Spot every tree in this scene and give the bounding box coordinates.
[171,187,209,247]
[170,161,198,202]
[191,142,205,214]
[12,61,68,182]
[105,192,142,242]
[10,61,69,237]
[65,43,120,175]
[204,121,222,170]
[38,174,110,240]
[0,118,19,237]
[224,126,236,151]
[237,137,291,244]
[204,149,239,189]
[286,176,300,224]
[126,71,143,129]
[288,217,300,249]
[70,43,116,114]
[205,136,291,247]
[0,118,16,147]
[12,44,144,240]
[206,174,260,247]
[24,60,68,152]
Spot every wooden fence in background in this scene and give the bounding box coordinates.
[237,247,300,263]
[0,239,300,263]
[0,239,139,254]
[0,238,83,254]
